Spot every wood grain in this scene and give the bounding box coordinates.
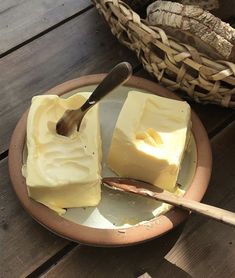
[41,223,186,278]
[0,8,138,153]
[0,0,90,54]
[166,121,235,278]
[41,121,235,278]
[166,197,235,278]
[0,158,68,278]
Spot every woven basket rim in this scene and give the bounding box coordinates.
[94,0,235,108]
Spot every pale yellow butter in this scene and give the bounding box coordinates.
[108,91,191,192]
[23,93,102,214]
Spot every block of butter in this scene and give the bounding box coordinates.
[108,91,191,192]
[22,93,102,215]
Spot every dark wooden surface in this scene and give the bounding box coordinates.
[1,2,234,278]
[0,0,90,54]
[0,158,68,278]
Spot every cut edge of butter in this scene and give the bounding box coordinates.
[108,90,191,192]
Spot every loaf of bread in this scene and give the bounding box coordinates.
[125,0,220,13]
[147,1,235,61]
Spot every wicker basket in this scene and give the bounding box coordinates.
[93,0,235,108]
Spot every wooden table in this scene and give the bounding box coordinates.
[1,2,235,278]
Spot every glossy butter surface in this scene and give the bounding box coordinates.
[23,93,102,214]
[108,91,191,192]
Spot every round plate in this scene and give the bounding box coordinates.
[8,75,212,246]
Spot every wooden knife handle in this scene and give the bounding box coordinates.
[103,177,235,227]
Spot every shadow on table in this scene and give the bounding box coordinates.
[67,222,191,278]
[149,258,192,278]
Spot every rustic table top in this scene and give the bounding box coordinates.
[1,1,235,278]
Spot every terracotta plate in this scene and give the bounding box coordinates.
[8,75,212,246]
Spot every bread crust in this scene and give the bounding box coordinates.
[147,1,235,61]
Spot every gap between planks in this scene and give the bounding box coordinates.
[0,150,8,161]
[26,242,76,278]
[0,4,94,59]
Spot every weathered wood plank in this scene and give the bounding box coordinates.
[150,259,192,278]
[136,69,235,136]
[0,8,138,153]
[0,158,68,278]
[41,121,235,278]
[165,121,235,278]
[41,223,186,278]
[0,0,90,54]
[166,198,235,278]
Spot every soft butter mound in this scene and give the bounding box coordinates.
[108,91,191,193]
[23,93,102,215]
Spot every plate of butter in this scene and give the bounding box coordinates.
[9,74,212,246]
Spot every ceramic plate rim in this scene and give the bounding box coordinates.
[8,74,212,247]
